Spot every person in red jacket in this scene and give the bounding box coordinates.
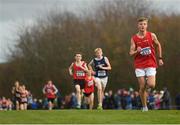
[1,97,8,110]
[83,70,95,110]
[69,53,88,109]
[129,17,164,111]
[43,80,58,110]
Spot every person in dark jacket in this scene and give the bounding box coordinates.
[161,87,171,109]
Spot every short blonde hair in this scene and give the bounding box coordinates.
[94,48,102,53]
[75,52,82,56]
[137,17,148,22]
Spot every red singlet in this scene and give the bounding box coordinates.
[132,32,157,68]
[84,77,94,94]
[73,62,86,79]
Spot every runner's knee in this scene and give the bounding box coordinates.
[139,86,145,93]
[96,83,102,90]
[75,88,81,94]
[148,83,155,88]
[97,85,102,91]
[147,80,155,88]
[76,89,80,94]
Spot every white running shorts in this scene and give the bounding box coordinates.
[94,77,108,88]
[135,68,156,77]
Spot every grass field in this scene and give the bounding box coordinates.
[0,110,179,124]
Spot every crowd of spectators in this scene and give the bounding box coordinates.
[102,87,172,110]
[1,86,180,110]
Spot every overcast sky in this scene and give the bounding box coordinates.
[0,0,180,63]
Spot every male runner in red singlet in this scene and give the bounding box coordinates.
[69,53,88,109]
[129,17,164,111]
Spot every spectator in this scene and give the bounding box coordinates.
[0,97,13,111]
[31,98,38,110]
[7,98,13,110]
[161,87,171,109]
[125,91,132,110]
[148,92,155,109]
[0,98,2,110]
[64,94,71,109]
[108,90,115,109]
[135,91,142,109]
[27,91,33,109]
[69,92,77,109]
[37,99,43,109]
[56,91,63,109]
[1,97,8,110]
[42,98,49,109]
[154,91,162,110]
[121,89,127,109]
[114,90,122,109]
[103,92,109,109]
[175,93,180,110]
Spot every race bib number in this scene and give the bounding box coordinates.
[47,89,53,94]
[21,97,27,102]
[15,93,20,98]
[87,80,94,87]
[76,71,85,77]
[97,70,106,77]
[140,47,151,56]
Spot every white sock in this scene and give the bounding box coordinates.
[98,103,102,106]
[78,101,81,106]
[144,106,148,109]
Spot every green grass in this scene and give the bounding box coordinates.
[0,110,179,124]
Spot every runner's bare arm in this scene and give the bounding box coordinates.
[53,85,58,94]
[88,60,93,71]
[88,60,95,74]
[100,57,112,70]
[151,33,162,58]
[129,38,141,56]
[42,86,46,94]
[11,87,15,94]
[68,63,74,76]
[83,63,89,72]
[79,62,88,72]
[151,33,164,66]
